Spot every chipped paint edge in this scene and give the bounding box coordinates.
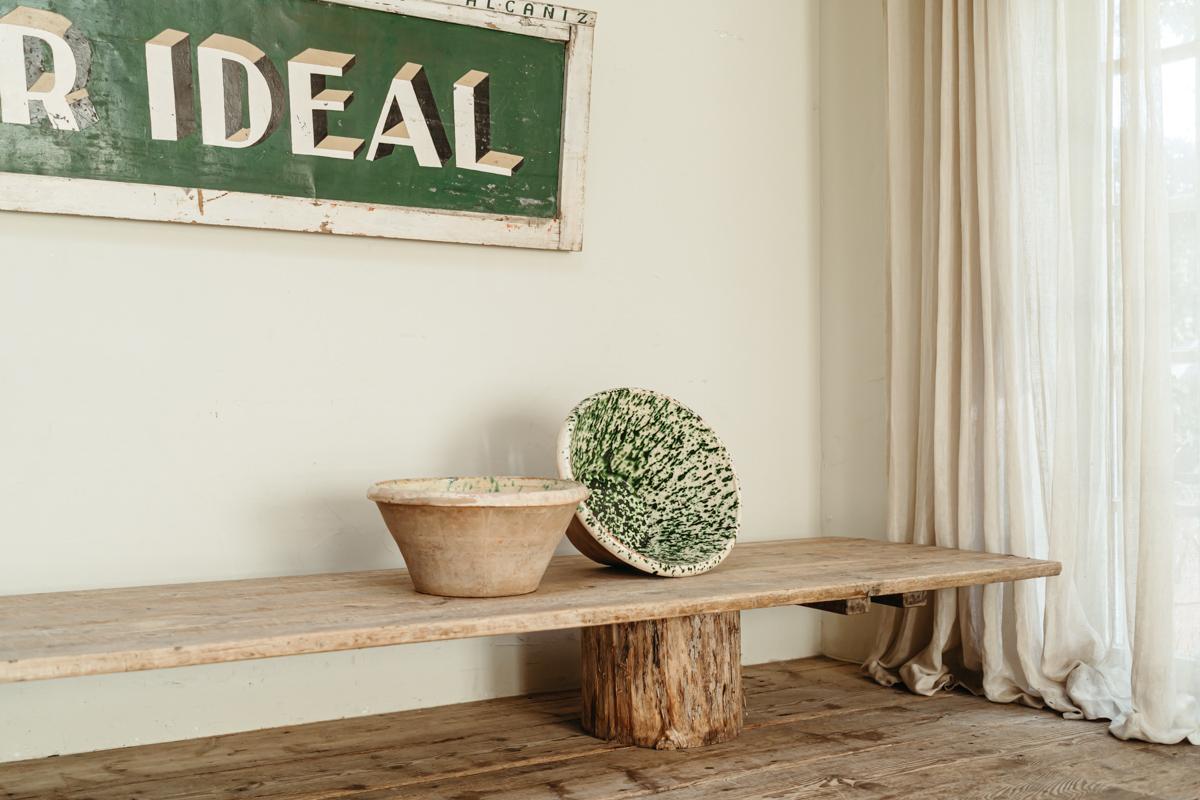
[557,23,594,251]
[0,173,564,249]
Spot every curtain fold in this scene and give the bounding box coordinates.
[873,0,1200,746]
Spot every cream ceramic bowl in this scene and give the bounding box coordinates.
[367,477,590,598]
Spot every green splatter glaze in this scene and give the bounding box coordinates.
[557,388,741,577]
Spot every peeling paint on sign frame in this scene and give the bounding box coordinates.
[0,0,596,250]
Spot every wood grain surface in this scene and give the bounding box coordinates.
[0,658,1192,800]
[0,538,1060,683]
[581,612,743,749]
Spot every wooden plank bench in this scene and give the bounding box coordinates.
[0,537,1060,750]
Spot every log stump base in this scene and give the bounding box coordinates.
[580,611,743,750]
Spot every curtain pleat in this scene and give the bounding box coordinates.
[873,0,1200,745]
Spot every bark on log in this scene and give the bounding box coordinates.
[580,611,743,749]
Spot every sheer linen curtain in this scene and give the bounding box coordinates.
[871,0,1200,745]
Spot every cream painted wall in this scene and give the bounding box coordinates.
[0,0,824,761]
[818,0,890,661]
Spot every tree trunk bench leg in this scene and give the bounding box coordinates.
[579,611,743,750]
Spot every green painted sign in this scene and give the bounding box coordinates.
[0,0,582,230]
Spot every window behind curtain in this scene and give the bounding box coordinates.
[1158,0,1200,659]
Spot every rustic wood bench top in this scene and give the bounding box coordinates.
[0,537,1059,684]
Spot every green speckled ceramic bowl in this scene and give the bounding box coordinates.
[557,388,741,577]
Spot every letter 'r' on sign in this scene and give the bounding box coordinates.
[0,5,97,131]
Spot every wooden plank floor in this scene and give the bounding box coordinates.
[2,657,1193,800]
[0,538,1059,683]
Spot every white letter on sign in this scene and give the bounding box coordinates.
[197,33,283,149]
[0,6,97,130]
[288,49,363,160]
[454,71,523,176]
[366,63,451,167]
[146,29,195,141]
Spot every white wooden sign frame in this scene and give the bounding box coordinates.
[0,0,596,250]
